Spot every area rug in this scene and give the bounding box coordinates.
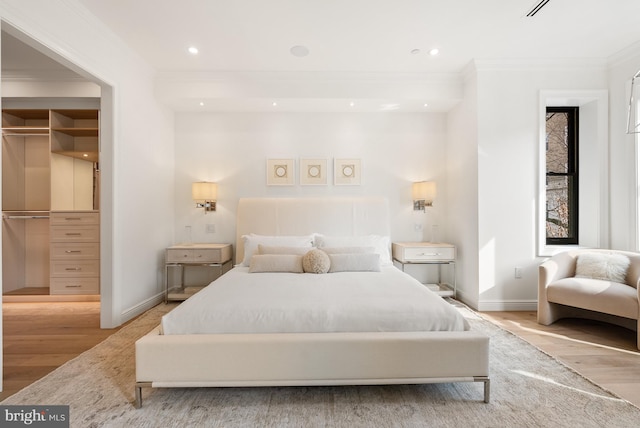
[3,302,640,428]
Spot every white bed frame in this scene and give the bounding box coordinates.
[135,197,490,407]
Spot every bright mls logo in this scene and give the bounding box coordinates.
[0,405,69,427]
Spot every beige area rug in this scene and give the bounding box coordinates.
[3,302,640,428]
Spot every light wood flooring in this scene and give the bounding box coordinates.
[0,301,122,401]
[1,303,639,409]
[481,311,640,408]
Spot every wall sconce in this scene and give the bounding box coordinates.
[192,181,217,213]
[412,181,436,211]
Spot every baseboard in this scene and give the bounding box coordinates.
[477,300,538,312]
[121,293,165,324]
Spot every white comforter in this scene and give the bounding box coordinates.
[161,266,469,334]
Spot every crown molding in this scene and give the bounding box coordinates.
[473,57,607,72]
[607,39,640,70]
[155,70,463,85]
[1,69,86,81]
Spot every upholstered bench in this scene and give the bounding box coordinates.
[538,249,640,349]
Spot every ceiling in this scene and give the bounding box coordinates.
[3,0,640,112]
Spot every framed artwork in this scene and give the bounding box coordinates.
[299,158,328,185]
[266,158,295,185]
[334,158,361,185]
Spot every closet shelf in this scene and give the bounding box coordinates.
[2,126,49,135]
[52,128,98,137]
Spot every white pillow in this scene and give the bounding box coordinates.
[320,246,375,255]
[248,254,304,273]
[258,245,312,256]
[328,253,381,273]
[316,235,391,265]
[575,252,630,283]
[241,234,314,266]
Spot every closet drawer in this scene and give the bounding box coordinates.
[51,242,99,260]
[50,212,99,226]
[51,259,100,277]
[51,225,99,242]
[50,277,99,295]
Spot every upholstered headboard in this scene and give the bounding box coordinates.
[235,197,390,263]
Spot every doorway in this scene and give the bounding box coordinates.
[0,23,115,325]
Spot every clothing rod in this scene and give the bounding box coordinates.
[2,133,50,137]
[3,215,49,220]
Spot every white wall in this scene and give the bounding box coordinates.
[446,68,479,308]
[608,44,640,251]
[474,60,609,310]
[0,0,175,327]
[174,112,449,282]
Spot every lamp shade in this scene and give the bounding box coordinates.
[412,181,436,202]
[192,182,217,201]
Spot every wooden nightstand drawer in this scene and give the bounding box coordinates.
[51,259,100,277]
[51,242,100,259]
[50,277,99,294]
[392,242,456,262]
[51,225,100,242]
[166,244,232,264]
[50,211,99,226]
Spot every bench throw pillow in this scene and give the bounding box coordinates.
[574,252,630,284]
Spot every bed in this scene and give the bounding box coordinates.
[135,197,490,407]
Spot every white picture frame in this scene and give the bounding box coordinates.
[266,158,295,186]
[334,158,361,185]
[299,158,328,185]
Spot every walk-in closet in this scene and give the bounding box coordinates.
[2,105,100,299]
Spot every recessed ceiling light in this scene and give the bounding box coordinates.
[82,153,88,157]
[423,103,429,108]
[428,48,439,56]
[272,102,277,107]
[350,101,355,107]
[199,101,205,106]
[411,49,421,55]
[188,46,199,55]
[290,45,310,57]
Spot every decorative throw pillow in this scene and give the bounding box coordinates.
[328,253,381,273]
[241,234,314,266]
[575,252,630,283]
[302,249,331,274]
[315,234,392,265]
[248,254,304,273]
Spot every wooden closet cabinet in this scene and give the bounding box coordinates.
[50,212,100,294]
[1,109,100,298]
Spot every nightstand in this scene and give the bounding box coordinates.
[392,242,456,298]
[165,243,233,302]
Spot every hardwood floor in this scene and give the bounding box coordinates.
[0,301,122,401]
[1,303,639,409]
[481,311,640,408]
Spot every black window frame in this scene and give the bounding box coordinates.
[546,106,579,245]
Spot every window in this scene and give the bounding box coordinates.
[545,107,579,245]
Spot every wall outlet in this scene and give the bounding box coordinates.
[514,267,523,279]
[206,224,216,233]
